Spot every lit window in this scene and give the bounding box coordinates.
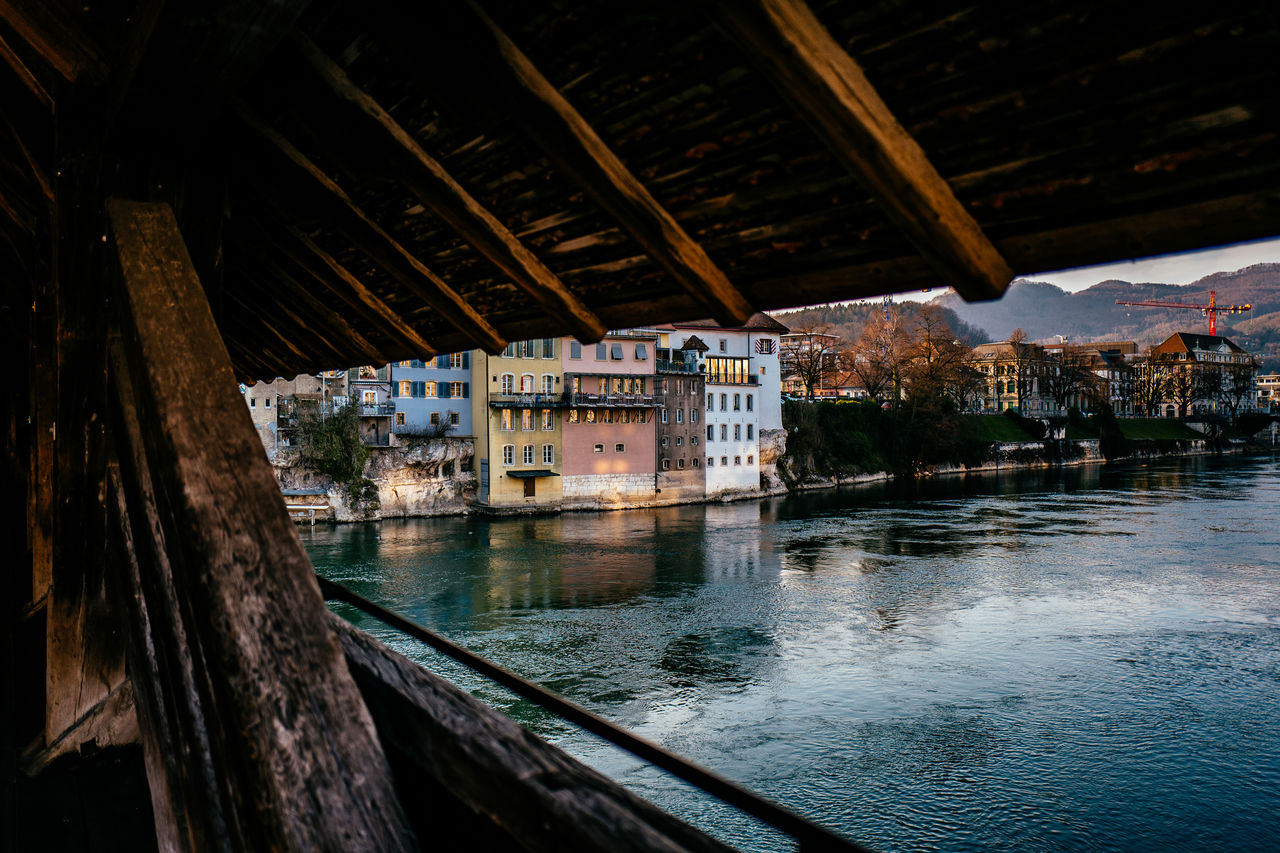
[449,352,464,369]
[523,445,534,464]
[399,380,412,396]
[568,409,580,424]
[502,445,514,465]
[521,409,533,430]
[543,444,554,465]
[501,410,513,431]
[450,381,464,398]
[615,443,626,453]
[424,381,437,397]
[585,410,596,423]
[541,409,553,430]
[593,443,604,453]
[542,374,554,394]
[620,410,630,424]
[501,374,514,394]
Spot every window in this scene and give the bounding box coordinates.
[635,343,648,360]
[521,409,533,430]
[662,436,669,446]
[596,343,607,360]
[707,394,713,411]
[636,378,645,394]
[399,360,412,368]
[570,341,582,359]
[449,352,464,369]
[733,393,741,411]
[423,381,437,397]
[747,455,754,465]
[602,410,613,424]
[707,457,714,467]
[399,380,412,397]
[523,445,534,464]
[542,338,555,359]
[430,412,441,426]
[501,410,513,431]
[623,377,633,393]
[661,408,669,424]
[395,412,406,425]
[610,343,624,360]
[543,444,554,465]
[747,424,754,440]
[708,425,714,441]
[501,374,513,394]
[250,398,255,408]
[450,381,464,398]
[264,398,271,408]
[746,395,753,412]
[450,411,460,426]
[693,458,700,468]
[662,459,670,471]
[675,408,684,424]
[502,445,514,465]
[585,409,596,423]
[719,339,726,353]
[720,424,727,441]
[733,456,739,466]
[598,377,608,395]
[734,424,741,441]
[521,374,534,393]
[720,393,727,411]
[691,436,698,446]
[568,409,580,424]
[615,443,626,453]
[675,437,683,446]
[542,374,554,394]
[613,377,624,394]
[541,409,553,430]
[690,409,698,424]
[593,443,604,453]
[677,458,685,469]
[502,342,515,358]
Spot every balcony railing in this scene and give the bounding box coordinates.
[488,392,567,408]
[358,403,395,417]
[704,374,759,386]
[656,358,699,374]
[563,392,658,407]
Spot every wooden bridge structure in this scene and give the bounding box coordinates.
[2,0,1279,849]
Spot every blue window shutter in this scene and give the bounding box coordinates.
[390,383,397,398]
[440,383,451,399]
[413,381,425,397]
[462,352,470,370]
[462,383,470,398]
[436,355,447,369]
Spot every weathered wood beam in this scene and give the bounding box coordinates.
[0,0,104,84]
[288,33,608,343]
[103,198,415,851]
[269,216,440,359]
[704,0,1012,302]
[0,30,51,109]
[371,2,755,327]
[233,103,506,353]
[332,614,735,853]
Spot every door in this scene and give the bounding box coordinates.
[523,478,536,498]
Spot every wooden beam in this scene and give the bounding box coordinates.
[0,0,104,84]
[103,198,415,851]
[704,0,1013,302]
[332,614,735,853]
[371,2,755,327]
[0,30,51,109]
[288,34,608,343]
[233,103,506,353]
[270,216,440,359]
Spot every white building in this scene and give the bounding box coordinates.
[658,314,786,497]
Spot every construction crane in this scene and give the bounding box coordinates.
[1114,290,1251,336]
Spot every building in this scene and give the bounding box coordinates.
[654,338,707,502]
[1148,332,1258,417]
[969,340,1053,414]
[347,365,393,446]
[244,371,350,456]
[1258,374,1280,412]
[389,353,474,437]
[472,338,565,511]
[658,314,787,497]
[560,333,660,508]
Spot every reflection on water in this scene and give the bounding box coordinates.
[305,455,1280,852]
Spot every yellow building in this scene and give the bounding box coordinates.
[471,339,565,511]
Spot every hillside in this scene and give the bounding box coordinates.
[932,263,1280,364]
[772,302,989,347]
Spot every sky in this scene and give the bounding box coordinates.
[894,236,1280,303]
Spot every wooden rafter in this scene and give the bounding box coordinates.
[287,33,608,344]
[704,0,1012,302]
[370,1,756,327]
[233,103,506,353]
[0,0,104,84]
[0,30,51,109]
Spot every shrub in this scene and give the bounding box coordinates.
[295,402,369,485]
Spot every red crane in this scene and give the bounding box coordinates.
[1114,290,1251,336]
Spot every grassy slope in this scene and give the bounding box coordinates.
[1117,419,1202,440]
[959,415,1037,442]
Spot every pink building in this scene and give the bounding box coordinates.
[560,334,659,508]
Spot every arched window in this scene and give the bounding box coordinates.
[521,373,534,392]
[541,374,555,394]
[500,374,514,394]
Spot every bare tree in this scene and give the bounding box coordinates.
[1164,356,1207,417]
[780,322,844,400]
[1007,328,1043,413]
[902,305,972,402]
[1130,348,1170,416]
[1203,357,1258,424]
[846,311,900,402]
[1043,348,1093,412]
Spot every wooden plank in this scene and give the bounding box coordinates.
[273,219,440,360]
[20,680,139,775]
[233,104,506,353]
[331,614,735,853]
[103,198,415,851]
[0,30,52,109]
[289,34,608,343]
[704,0,1012,302]
[371,2,755,327]
[0,0,104,84]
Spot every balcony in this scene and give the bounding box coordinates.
[359,403,395,417]
[704,374,759,386]
[488,392,568,408]
[656,358,699,374]
[563,392,658,408]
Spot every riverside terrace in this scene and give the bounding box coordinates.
[7,1,1280,849]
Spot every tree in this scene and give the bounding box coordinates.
[296,401,369,483]
[780,322,844,400]
[846,310,902,402]
[1164,356,1208,417]
[1204,357,1258,424]
[1043,347,1093,413]
[1007,328,1043,413]
[1130,348,1170,416]
[902,305,973,404]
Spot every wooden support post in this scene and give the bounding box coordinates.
[371,2,755,327]
[103,198,415,851]
[704,0,1013,302]
[288,34,608,343]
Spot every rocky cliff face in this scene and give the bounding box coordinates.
[274,438,475,522]
[758,428,788,495]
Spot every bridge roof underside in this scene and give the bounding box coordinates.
[3,0,1280,382]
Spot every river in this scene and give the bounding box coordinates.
[303,455,1280,852]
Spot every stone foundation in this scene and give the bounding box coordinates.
[561,473,656,509]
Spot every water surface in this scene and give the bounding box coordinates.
[304,456,1280,852]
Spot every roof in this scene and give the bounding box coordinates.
[661,313,790,333]
[679,335,710,352]
[1153,332,1249,356]
[4,2,1280,382]
[505,470,560,478]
